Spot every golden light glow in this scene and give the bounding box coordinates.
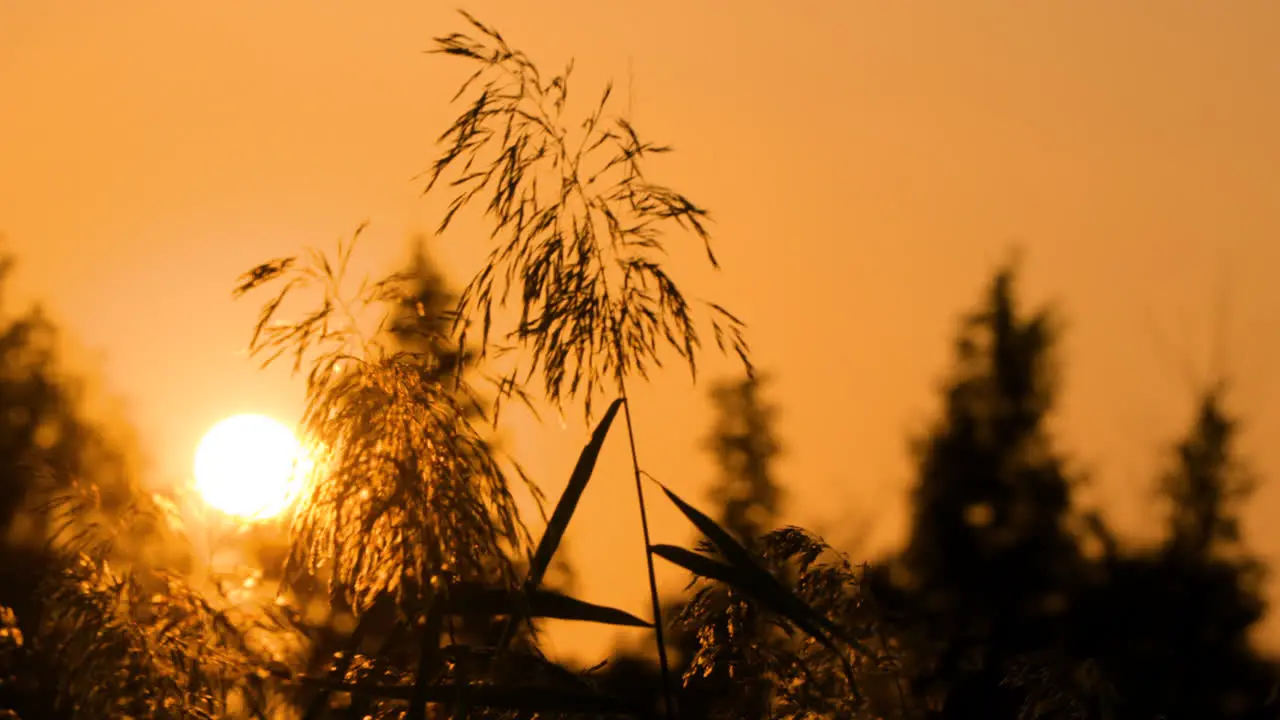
[193,414,308,521]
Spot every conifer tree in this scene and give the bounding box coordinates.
[895,264,1084,717]
[1069,388,1278,719]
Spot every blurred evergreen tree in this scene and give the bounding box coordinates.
[387,236,476,404]
[1066,387,1279,719]
[889,263,1086,717]
[705,373,783,546]
[0,256,139,555]
[1162,385,1256,560]
[0,253,172,718]
[883,263,1280,719]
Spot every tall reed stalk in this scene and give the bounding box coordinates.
[233,12,876,718]
[419,11,750,716]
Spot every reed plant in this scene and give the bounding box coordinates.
[230,10,884,719]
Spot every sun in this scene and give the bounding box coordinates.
[193,414,309,521]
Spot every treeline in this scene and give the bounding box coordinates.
[2,242,1273,719]
[599,264,1278,719]
[1,13,1277,719]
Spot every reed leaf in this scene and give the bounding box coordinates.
[648,544,740,586]
[526,396,623,592]
[444,581,651,627]
[496,397,624,656]
[652,480,853,654]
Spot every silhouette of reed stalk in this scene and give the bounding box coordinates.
[233,13,879,719]
[418,12,751,717]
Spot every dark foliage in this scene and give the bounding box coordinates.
[1061,389,1279,719]
[880,262,1280,719]
[596,373,794,719]
[704,374,783,546]
[5,10,1280,719]
[888,263,1085,716]
[0,255,212,719]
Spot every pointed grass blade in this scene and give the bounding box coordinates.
[497,398,624,656]
[648,544,740,585]
[651,480,861,654]
[649,542,836,653]
[444,582,651,627]
[525,397,623,592]
[650,542,865,701]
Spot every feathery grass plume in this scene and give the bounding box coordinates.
[672,527,893,719]
[421,10,750,422]
[31,464,302,717]
[38,554,296,719]
[234,229,538,617]
[421,15,752,716]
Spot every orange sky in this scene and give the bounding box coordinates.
[3,2,1279,662]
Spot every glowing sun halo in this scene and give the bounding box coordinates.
[193,414,308,521]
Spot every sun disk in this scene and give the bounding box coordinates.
[193,414,308,521]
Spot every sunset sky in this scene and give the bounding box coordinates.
[2,2,1278,662]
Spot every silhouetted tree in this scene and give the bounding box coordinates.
[0,254,269,720]
[705,373,782,546]
[888,263,1086,717]
[0,254,168,719]
[880,263,1280,720]
[388,237,475,403]
[1162,385,1255,561]
[1065,387,1279,719]
[0,255,142,562]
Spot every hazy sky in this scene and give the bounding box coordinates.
[3,2,1278,661]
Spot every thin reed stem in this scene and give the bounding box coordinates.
[619,381,676,720]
